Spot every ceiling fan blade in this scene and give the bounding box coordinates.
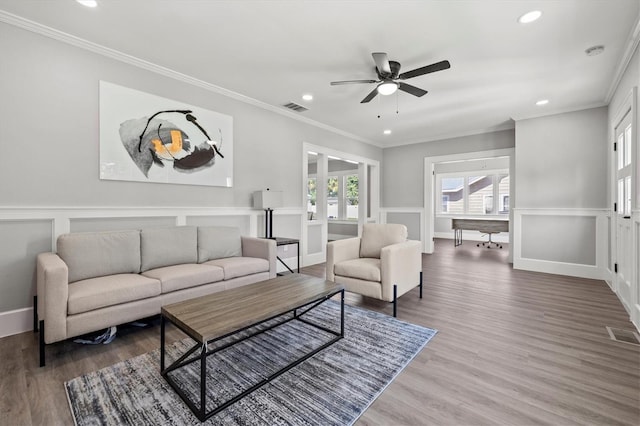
[398,60,451,80]
[330,79,378,86]
[360,87,379,103]
[398,82,428,97]
[372,52,391,75]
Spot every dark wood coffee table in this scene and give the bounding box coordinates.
[160,274,344,422]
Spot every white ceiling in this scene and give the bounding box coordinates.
[1,0,638,148]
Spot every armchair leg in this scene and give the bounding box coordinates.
[393,284,397,318]
[419,271,423,299]
[39,320,45,367]
[33,295,38,332]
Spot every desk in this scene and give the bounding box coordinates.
[451,218,509,248]
[273,237,300,274]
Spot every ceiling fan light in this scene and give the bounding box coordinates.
[377,81,398,96]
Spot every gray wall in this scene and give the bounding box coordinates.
[0,22,381,209]
[382,129,515,207]
[515,107,608,209]
[0,22,382,313]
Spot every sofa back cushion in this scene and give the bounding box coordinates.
[57,230,141,283]
[197,226,242,263]
[359,223,408,259]
[140,226,198,272]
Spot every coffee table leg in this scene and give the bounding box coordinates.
[340,289,345,337]
[160,315,165,371]
[200,343,207,421]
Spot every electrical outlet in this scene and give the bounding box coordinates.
[283,246,288,252]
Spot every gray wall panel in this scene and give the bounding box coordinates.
[0,220,53,311]
[186,215,251,235]
[387,212,421,241]
[70,217,176,233]
[521,215,596,265]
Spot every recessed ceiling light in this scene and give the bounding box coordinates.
[302,94,313,101]
[383,129,392,135]
[518,10,542,24]
[536,99,549,106]
[76,0,98,7]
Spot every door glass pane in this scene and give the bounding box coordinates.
[327,176,338,219]
[624,124,632,167]
[468,176,493,215]
[346,175,358,220]
[441,177,464,214]
[618,179,624,216]
[625,176,631,216]
[618,133,624,170]
[307,178,316,220]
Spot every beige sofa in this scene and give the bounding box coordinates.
[326,223,422,317]
[35,225,276,366]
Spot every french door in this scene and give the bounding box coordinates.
[613,106,633,308]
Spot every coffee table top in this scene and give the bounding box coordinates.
[161,274,343,343]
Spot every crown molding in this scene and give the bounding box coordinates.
[510,101,608,123]
[605,12,640,102]
[0,10,377,147]
[382,123,516,149]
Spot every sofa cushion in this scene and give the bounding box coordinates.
[57,230,141,283]
[359,224,408,259]
[204,257,270,280]
[197,226,242,263]
[334,258,381,282]
[140,226,198,272]
[68,273,160,315]
[142,263,224,293]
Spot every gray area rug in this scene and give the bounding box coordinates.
[66,300,437,425]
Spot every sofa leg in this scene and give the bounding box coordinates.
[393,284,397,318]
[39,320,45,367]
[419,271,423,299]
[33,295,38,332]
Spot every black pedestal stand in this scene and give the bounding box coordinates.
[264,208,274,239]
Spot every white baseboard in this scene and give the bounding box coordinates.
[513,258,604,280]
[0,307,33,338]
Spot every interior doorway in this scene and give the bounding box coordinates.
[302,143,380,267]
[423,148,515,262]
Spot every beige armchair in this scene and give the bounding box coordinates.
[326,223,422,317]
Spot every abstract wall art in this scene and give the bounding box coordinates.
[99,81,233,187]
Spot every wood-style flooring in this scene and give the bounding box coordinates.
[1,239,638,425]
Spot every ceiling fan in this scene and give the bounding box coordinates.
[330,52,451,103]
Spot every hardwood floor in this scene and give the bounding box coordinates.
[1,239,638,425]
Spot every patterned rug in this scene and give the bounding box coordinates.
[65,301,437,425]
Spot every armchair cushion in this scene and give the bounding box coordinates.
[334,258,381,282]
[359,223,408,258]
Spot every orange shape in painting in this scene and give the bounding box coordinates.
[151,130,184,156]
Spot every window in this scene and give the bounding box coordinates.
[437,172,509,216]
[325,174,359,220]
[442,195,449,213]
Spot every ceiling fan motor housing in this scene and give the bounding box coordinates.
[377,60,401,79]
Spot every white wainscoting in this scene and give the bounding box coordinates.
[513,208,610,280]
[0,206,304,338]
